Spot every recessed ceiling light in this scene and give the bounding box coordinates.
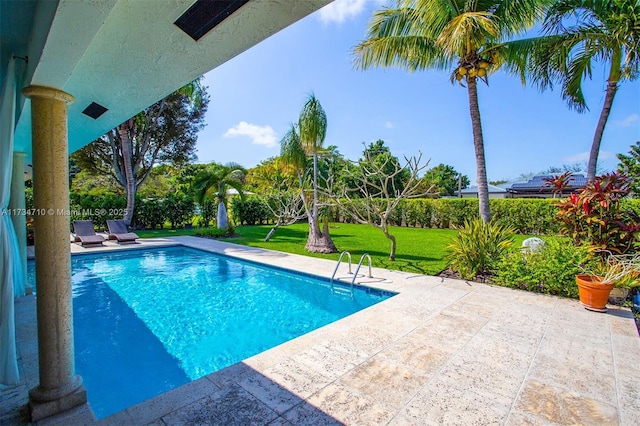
[82,102,108,120]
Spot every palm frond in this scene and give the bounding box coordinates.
[298,94,327,153]
[280,123,307,173]
[437,11,500,57]
[354,5,448,71]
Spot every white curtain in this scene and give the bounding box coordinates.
[1,58,24,385]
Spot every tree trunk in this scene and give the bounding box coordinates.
[265,220,281,242]
[381,224,396,261]
[118,122,137,226]
[467,76,490,222]
[312,150,319,225]
[304,151,337,253]
[217,201,229,230]
[305,217,337,253]
[587,51,621,182]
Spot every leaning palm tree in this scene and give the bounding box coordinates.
[280,94,337,253]
[507,0,640,182]
[193,162,246,230]
[354,0,548,222]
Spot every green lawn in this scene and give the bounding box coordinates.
[136,227,200,238]
[138,222,530,276]
[227,223,458,275]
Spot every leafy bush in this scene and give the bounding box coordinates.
[446,219,515,280]
[404,198,431,227]
[444,199,479,228]
[231,197,271,225]
[491,198,560,235]
[135,198,165,229]
[195,226,235,238]
[493,239,590,298]
[68,193,127,229]
[431,199,454,228]
[554,173,639,254]
[163,193,195,229]
[198,199,217,227]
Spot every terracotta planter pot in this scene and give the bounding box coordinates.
[576,274,615,312]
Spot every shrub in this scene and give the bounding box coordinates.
[493,239,591,298]
[445,199,479,228]
[136,198,165,229]
[195,226,235,238]
[198,199,217,227]
[554,173,639,254]
[446,219,515,280]
[231,197,271,225]
[431,199,454,228]
[404,198,430,227]
[68,193,127,229]
[163,193,195,229]
[491,198,560,235]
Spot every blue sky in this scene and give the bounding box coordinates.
[197,0,640,183]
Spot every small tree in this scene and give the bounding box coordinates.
[280,94,337,253]
[193,162,246,230]
[328,148,432,260]
[72,80,208,225]
[263,191,307,242]
[422,164,470,196]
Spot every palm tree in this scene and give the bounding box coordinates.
[193,162,246,230]
[280,94,337,253]
[353,0,548,222]
[509,0,640,182]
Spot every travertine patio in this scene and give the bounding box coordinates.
[3,236,639,425]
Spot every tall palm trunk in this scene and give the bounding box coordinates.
[312,150,319,229]
[587,50,621,182]
[118,122,137,226]
[304,149,337,253]
[467,77,491,222]
[217,198,229,230]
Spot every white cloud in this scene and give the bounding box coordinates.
[318,0,372,24]
[562,152,589,163]
[618,113,639,127]
[563,151,613,163]
[223,122,277,148]
[385,121,394,129]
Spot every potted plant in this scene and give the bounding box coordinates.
[547,172,640,311]
[577,253,640,312]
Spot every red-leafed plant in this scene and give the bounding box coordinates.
[549,172,639,255]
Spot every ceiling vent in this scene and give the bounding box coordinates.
[174,0,250,41]
[82,102,108,120]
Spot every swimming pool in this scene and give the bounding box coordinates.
[27,246,393,419]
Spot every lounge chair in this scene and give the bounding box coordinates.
[106,220,139,244]
[72,220,106,247]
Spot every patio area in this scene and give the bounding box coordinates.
[3,236,640,425]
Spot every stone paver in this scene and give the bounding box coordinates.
[3,236,639,425]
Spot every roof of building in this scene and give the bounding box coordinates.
[460,184,508,194]
[507,173,586,193]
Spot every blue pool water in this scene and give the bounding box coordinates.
[27,246,393,419]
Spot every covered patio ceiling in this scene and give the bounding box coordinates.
[3,0,331,162]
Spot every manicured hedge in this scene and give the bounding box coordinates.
[332,198,563,235]
[61,192,640,235]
